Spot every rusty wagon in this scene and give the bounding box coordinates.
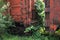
[45,0,60,31]
[5,0,60,32]
[5,0,37,28]
[5,0,37,34]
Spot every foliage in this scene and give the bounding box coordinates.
[0,31,59,40]
[0,13,13,29]
[0,0,14,40]
[2,30,47,40]
[0,0,60,40]
[55,29,60,35]
[35,0,45,13]
[24,0,60,40]
[0,0,5,7]
[35,0,45,26]
[25,0,45,33]
[38,27,45,34]
[0,0,12,30]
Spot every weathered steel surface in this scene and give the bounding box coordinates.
[45,0,60,30]
[45,0,60,25]
[50,0,60,24]
[6,0,35,26]
[44,0,50,27]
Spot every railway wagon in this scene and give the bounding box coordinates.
[5,0,60,31]
[45,0,60,31]
[6,0,36,27]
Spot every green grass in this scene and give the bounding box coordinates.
[1,33,34,40]
[0,32,60,40]
[1,29,60,40]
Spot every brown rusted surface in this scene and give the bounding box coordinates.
[45,8,50,12]
[45,0,60,25]
[6,0,35,26]
[47,0,60,30]
[50,0,60,25]
[45,0,60,31]
[44,0,50,27]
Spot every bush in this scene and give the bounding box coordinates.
[0,1,14,40]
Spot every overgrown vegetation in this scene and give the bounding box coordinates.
[0,0,15,40]
[24,0,60,40]
[0,0,60,40]
[25,0,45,33]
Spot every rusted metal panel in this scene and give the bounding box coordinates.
[44,0,50,27]
[47,0,60,30]
[45,0,60,25]
[50,0,60,25]
[6,0,35,26]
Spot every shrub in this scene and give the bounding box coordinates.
[0,0,14,40]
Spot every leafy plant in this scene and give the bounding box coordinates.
[35,0,45,26]
[35,0,45,13]
[25,0,45,33]
[0,0,14,40]
[0,0,12,29]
